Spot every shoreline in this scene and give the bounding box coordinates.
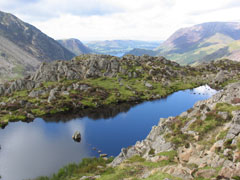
[0,82,203,128]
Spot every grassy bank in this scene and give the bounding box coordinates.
[34,154,182,180]
[1,56,240,128]
[0,76,200,128]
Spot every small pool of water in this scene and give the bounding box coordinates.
[0,85,217,180]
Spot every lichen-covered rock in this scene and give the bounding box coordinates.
[218,163,240,178]
[215,70,227,84]
[111,119,173,167]
[226,110,240,139]
[0,55,239,98]
[145,82,153,88]
[195,169,217,179]
[159,164,193,180]
[110,82,240,179]
[29,90,46,98]
[48,88,58,103]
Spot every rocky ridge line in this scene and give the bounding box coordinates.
[0,54,239,128]
[111,82,240,179]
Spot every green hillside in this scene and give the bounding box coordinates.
[125,22,240,64]
[163,33,235,65]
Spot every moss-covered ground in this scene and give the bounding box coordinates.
[0,76,200,128]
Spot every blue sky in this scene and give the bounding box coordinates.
[1,0,240,41]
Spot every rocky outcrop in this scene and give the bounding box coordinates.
[0,79,36,96]
[0,54,182,95]
[0,55,239,97]
[1,54,238,179]
[0,55,240,129]
[28,90,46,98]
[111,120,173,167]
[111,82,240,179]
[215,70,227,84]
[29,54,179,82]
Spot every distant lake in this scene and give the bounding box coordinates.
[0,85,217,180]
[109,52,125,57]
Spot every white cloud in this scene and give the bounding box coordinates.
[1,0,240,41]
[0,0,121,20]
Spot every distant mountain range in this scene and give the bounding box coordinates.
[58,39,162,57]
[126,22,240,65]
[1,10,240,81]
[85,40,161,56]
[58,38,93,55]
[0,11,75,81]
[123,48,156,57]
[0,11,163,81]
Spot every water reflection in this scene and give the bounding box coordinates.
[0,120,91,180]
[43,102,136,122]
[193,85,217,96]
[0,85,217,180]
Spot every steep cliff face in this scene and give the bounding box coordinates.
[157,22,240,53]
[156,22,240,64]
[58,39,93,55]
[0,11,75,62]
[0,35,40,81]
[126,22,240,65]
[0,11,75,81]
[111,82,240,179]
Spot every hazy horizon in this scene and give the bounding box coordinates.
[1,0,240,41]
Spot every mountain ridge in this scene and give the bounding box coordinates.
[157,22,240,52]
[0,10,75,81]
[85,40,161,56]
[125,22,240,64]
[58,38,93,55]
[0,11,75,61]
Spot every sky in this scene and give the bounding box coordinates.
[1,0,240,41]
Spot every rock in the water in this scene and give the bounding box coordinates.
[72,131,81,142]
[100,154,108,157]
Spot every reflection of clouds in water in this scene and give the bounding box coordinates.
[0,120,91,180]
[193,85,217,97]
[66,119,85,139]
[119,112,128,119]
[0,85,218,180]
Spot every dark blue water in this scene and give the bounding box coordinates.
[0,85,217,180]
